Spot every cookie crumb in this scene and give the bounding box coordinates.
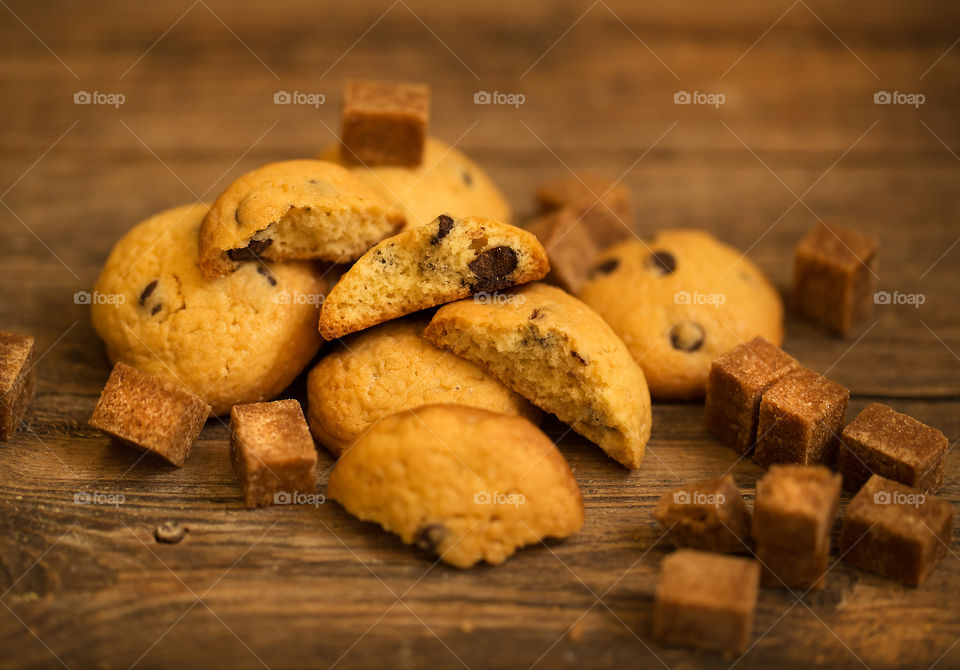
[155,521,187,544]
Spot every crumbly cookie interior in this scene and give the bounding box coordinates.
[240,204,400,263]
[321,215,544,337]
[425,319,634,465]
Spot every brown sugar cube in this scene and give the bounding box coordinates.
[653,549,760,655]
[0,331,36,441]
[535,173,633,250]
[704,337,801,454]
[839,403,948,493]
[654,475,752,553]
[524,208,599,294]
[341,78,429,167]
[792,223,879,336]
[754,369,849,469]
[753,465,841,590]
[840,475,952,586]
[89,362,210,467]
[230,399,317,508]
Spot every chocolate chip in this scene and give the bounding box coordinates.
[257,266,277,286]
[150,304,162,316]
[155,521,186,544]
[139,280,158,306]
[645,251,676,275]
[669,321,705,352]
[529,308,543,320]
[571,351,588,365]
[227,238,273,262]
[414,523,446,551]
[462,170,473,186]
[431,214,454,245]
[588,258,619,279]
[469,246,518,291]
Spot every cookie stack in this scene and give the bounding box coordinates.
[81,77,797,570]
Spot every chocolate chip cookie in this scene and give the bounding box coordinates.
[423,282,652,469]
[198,159,404,278]
[327,404,584,568]
[320,136,512,230]
[578,230,784,400]
[92,203,326,415]
[318,214,549,340]
[307,318,538,456]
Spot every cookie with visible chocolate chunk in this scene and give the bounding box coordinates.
[318,214,549,340]
[198,160,404,278]
[320,137,512,230]
[423,282,651,469]
[327,404,584,568]
[578,230,783,400]
[92,204,326,415]
[307,318,538,456]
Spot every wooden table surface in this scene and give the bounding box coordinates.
[2,1,959,668]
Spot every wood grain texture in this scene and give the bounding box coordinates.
[1,0,958,668]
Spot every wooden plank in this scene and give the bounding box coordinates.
[1,0,959,668]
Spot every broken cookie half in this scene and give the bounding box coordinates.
[198,159,404,278]
[423,282,652,469]
[318,214,549,340]
[327,404,584,568]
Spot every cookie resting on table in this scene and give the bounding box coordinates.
[423,282,651,469]
[327,404,584,568]
[578,229,784,399]
[198,159,403,278]
[318,214,549,340]
[307,318,538,456]
[91,203,326,415]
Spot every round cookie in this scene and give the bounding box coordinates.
[578,230,784,400]
[92,203,326,415]
[318,214,549,339]
[319,136,512,230]
[423,282,651,469]
[327,404,584,568]
[198,159,403,278]
[307,318,539,456]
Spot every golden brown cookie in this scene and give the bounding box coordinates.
[307,318,538,456]
[578,230,784,400]
[198,160,403,278]
[423,282,651,469]
[318,214,549,340]
[327,405,584,568]
[320,136,512,230]
[92,203,325,415]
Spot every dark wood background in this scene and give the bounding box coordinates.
[1,1,959,668]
